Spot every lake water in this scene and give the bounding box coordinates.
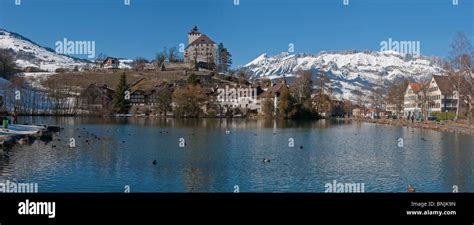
[0,117,473,192]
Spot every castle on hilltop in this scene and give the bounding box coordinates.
[184,26,218,70]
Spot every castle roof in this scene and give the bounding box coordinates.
[188,34,215,46]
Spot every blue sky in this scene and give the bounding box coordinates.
[0,0,472,66]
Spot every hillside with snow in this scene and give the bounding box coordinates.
[243,51,445,100]
[0,28,92,72]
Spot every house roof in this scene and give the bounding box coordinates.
[129,78,161,93]
[188,35,215,46]
[432,75,471,95]
[408,83,423,92]
[129,79,175,94]
[432,75,455,94]
[82,83,115,99]
[102,57,119,64]
[259,79,288,98]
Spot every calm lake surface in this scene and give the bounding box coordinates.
[0,117,473,192]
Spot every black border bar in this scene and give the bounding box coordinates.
[0,193,473,225]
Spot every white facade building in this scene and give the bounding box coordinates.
[427,75,460,115]
[184,26,217,67]
[403,83,423,118]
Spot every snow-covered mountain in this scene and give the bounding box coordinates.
[244,51,445,100]
[0,28,91,72]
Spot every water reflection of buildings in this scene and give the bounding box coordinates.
[182,167,208,192]
[438,133,472,192]
[181,134,223,192]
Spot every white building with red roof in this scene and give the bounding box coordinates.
[403,82,423,118]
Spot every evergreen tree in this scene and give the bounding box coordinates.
[217,43,232,72]
[0,49,18,79]
[113,73,130,113]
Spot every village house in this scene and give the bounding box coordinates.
[258,79,289,115]
[130,90,147,106]
[144,62,156,71]
[427,75,471,117]
[403,82,423,118]
[427,75,457,115]
[386,104,402,117]
[214,84,262,114]
[127,80,176,114]
[352,107,363,118]
[79,84,115,112]
[102,57,120,69]
[365,108,378,119]
[184,26,218,70]
[129,88,162,107]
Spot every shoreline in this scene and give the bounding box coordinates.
[352,117,474,136]
[6,115,474,136]
[0,124,60,148]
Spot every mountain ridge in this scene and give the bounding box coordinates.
[0,28,91,72]
[243,51,446,100]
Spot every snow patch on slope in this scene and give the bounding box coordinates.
[0,28,91,72]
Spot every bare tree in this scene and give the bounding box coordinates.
[312,69,332,114]
[155,51,166,71]
[387,79,409,118]
[167,47,179,63]
[132,58,148,71]
[292,70,313,104]
[449,32,473,122]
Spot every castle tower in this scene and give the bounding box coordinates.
[188,26,202,45]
